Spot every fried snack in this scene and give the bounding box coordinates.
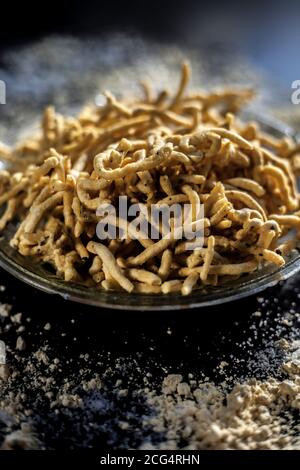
[1,63,300,296]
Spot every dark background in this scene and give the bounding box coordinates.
[0,0,300,87]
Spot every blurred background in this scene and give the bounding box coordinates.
[0,0,299,89]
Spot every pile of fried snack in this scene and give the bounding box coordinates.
[1,63,300,296]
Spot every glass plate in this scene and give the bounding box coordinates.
[0,36,299,310]
[0,112,300,310]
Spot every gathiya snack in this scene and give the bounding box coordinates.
[0,63,300,296]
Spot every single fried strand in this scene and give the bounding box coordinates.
[161,279,183,294]
[158,249,173,280]
[225,178,265,197]
[200,235,215,281]
[0,198,18,231]
[0,62,299,297]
